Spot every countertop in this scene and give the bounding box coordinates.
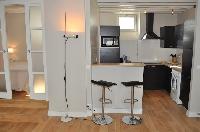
[162,62,182,72]
[168,65,182,72]
[92,62,145,67]
[92,62,182,72]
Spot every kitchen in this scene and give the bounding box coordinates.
[90,1,196,116]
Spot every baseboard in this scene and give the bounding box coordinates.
[48,111,90,117]
[68,112,89,117]
[186,111,200,117]
[93,108,142,114]
[48,111,68,117]
[48,108,142,118]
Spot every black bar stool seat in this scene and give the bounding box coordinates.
[121,81,143,125]
[91,80,117,87]
[91,80,117,125]
[121,81,143,87]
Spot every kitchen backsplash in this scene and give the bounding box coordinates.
[120,40,183,63]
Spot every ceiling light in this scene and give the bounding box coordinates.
[120,9,135,11]
[119,5,132,7]
[144,10,147,14]
[171,9,174,15]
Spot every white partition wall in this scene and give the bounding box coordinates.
[0,5,12,99]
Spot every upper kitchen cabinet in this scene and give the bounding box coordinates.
[175,24,184,49]
[100,26,120,36]
[175,21,194,49]
[160,26,176,48]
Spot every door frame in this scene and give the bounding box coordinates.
[0,0,48,100]
[0,5,12,99]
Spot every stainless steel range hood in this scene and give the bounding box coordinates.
[142,13,160,40]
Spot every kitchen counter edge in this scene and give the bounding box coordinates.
[92,63,145,67]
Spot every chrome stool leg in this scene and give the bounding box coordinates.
[92,86,112,125]
[122,86,142,125]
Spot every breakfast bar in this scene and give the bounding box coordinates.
[91,63,144,114]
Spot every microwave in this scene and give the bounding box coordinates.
[101,36,119,47]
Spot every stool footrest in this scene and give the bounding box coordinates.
[124,99,138,103]
[99,98,112,104]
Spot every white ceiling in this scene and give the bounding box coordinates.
[98,0,197,14]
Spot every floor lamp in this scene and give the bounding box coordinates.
[61,12,78,123]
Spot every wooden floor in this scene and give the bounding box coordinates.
[0,90,200,132]
[12,91,30,100]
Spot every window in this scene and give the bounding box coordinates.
[119,15,137,31]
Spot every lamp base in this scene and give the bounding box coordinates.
[61,115,72,123]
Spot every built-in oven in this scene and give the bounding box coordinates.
[101,36,119,47]
[170,69,182,104]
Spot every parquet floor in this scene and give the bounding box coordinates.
[0,90,200,132]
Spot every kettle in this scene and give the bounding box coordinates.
[170,54,177,64]
[122,55,128,63]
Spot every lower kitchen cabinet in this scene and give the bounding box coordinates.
[143,65,172,93]
[180,76,191,109]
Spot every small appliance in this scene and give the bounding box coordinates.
[171,69,182,104]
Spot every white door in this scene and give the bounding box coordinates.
[25,3,47,100]
[0,6,12,99]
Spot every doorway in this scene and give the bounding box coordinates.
[5,4,29,100]
[0,1,47,100]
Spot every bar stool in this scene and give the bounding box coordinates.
[91,80,117,125]
[121,81,143,125]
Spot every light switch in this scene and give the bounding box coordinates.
[197,65,200,69]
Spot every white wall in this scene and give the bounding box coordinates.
[86,0,100,107]
[6,13,27,62]
[100,12,179,62]
[44,0,87,115]
[177,8,196,24]
[188,0,200,117]
[138,40,177,63]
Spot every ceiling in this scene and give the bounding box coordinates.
[0,0,197,14]
[97,0,197,14]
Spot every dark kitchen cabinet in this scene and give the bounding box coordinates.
[160,26,176,48]
[100,48,120,63]
[100,26,120,36]
[180,75,191,109]
[143,65,172,93]
[175,24,184,48]
[179,20,195,109]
